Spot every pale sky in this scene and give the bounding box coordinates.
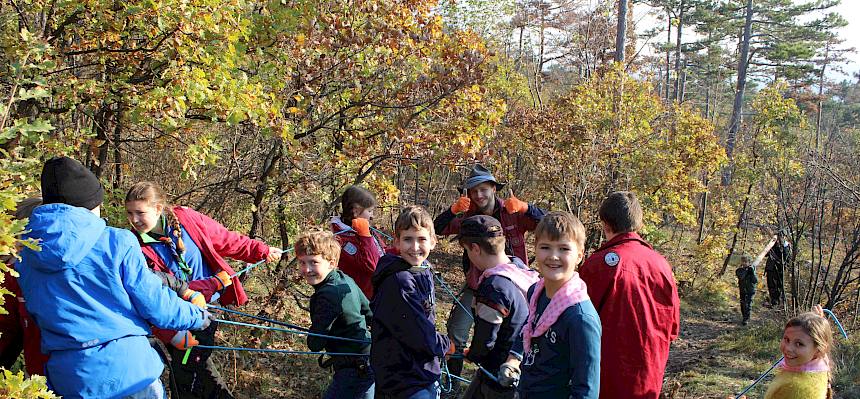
[832,1,860,81]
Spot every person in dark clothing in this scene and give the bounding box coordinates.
[765,235,791,307]
[457,215,537,399]
[296,229,374,399]
[371,205,451,399]
[735,254,757,326]
[434,164,546,383]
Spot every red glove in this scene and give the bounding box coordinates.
[170,330,199,350]
[181,289,207,309]
[352,218,371,237]
[504,195,528,214]
[212,271,232,290]
[450,197,471,214]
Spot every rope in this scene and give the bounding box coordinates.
[734,308,850,398]
[431,268,473,319]
[230,260,266,278]
[208,305,310,331]
[195,345,368,357]
[371,227,394,241]
[734,357,782,399]
[822,308,849,338]
[216,318,370,344]
[230,246,296,278]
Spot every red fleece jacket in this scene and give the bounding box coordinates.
[579,232,680,399]
[138,206,270,344]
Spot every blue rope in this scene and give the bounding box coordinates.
[442,369,472,384]
[208,305,310,332]
[430,267,499,384]
[734,357,783,399]
[371,227,394,241]
[734,308,850,398]
[216,318,370,344]
[431,268,473,319]
[230,260,265,278]
[822,308,849,338]
[230,247,297,278]
[195,344,367,356]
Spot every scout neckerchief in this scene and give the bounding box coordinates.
[140,215,193,281]
[521,273,590,351]
[478,262,539,297]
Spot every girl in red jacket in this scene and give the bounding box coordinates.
[125,181,281,399]
[329,185,386,299]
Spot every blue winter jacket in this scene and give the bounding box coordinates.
[370,254,450,397]
[17,204,207,399]
[512,285,602,399]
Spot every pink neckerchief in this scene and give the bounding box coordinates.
[478,262,539,297]
[778,356,830,373]
[521,274,590,351]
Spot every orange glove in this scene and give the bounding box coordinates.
[170,330,199,350]
[213,271,232,290]
[446,342,456,356]
[450,196,471,214]
[181,289,207,309]
[504,195,528,214]
[352,218,371,237]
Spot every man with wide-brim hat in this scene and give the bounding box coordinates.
[433,164,546,387]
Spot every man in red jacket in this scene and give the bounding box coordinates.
[579,191,680,399]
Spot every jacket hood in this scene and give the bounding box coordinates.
[24,203,106,271]
[371,254,412,290]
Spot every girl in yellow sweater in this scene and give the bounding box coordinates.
[762,305,834,399]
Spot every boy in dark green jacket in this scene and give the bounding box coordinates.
[296,229,374,399]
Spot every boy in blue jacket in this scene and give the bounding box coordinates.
[500,211,601,399]
[457,215,538,399]
[17,157,213,399]
[370,205,451,399]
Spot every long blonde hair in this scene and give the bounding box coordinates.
[125,182,186,254]
[785,311,835,399]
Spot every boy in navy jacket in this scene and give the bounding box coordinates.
[457,215,537,399]
[370,205,451,398]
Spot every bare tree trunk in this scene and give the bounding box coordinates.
[672,0,685,101]
[665,12,672,102]
[722,0,754,186]
[615,0,628,63]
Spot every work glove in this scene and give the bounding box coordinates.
[497,362,521,388]
[212,271,233,290]
[446,342,456,357]
[170,330,199,350]
[181,289,207,309]
[266,247,283,263]
[195,309,216,331]
[503,195,529,214]
[352,218,372,238]
[450,196,471,214]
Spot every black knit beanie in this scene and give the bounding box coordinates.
[41,156,104,210]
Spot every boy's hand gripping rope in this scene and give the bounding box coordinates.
[733,308,849,399]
